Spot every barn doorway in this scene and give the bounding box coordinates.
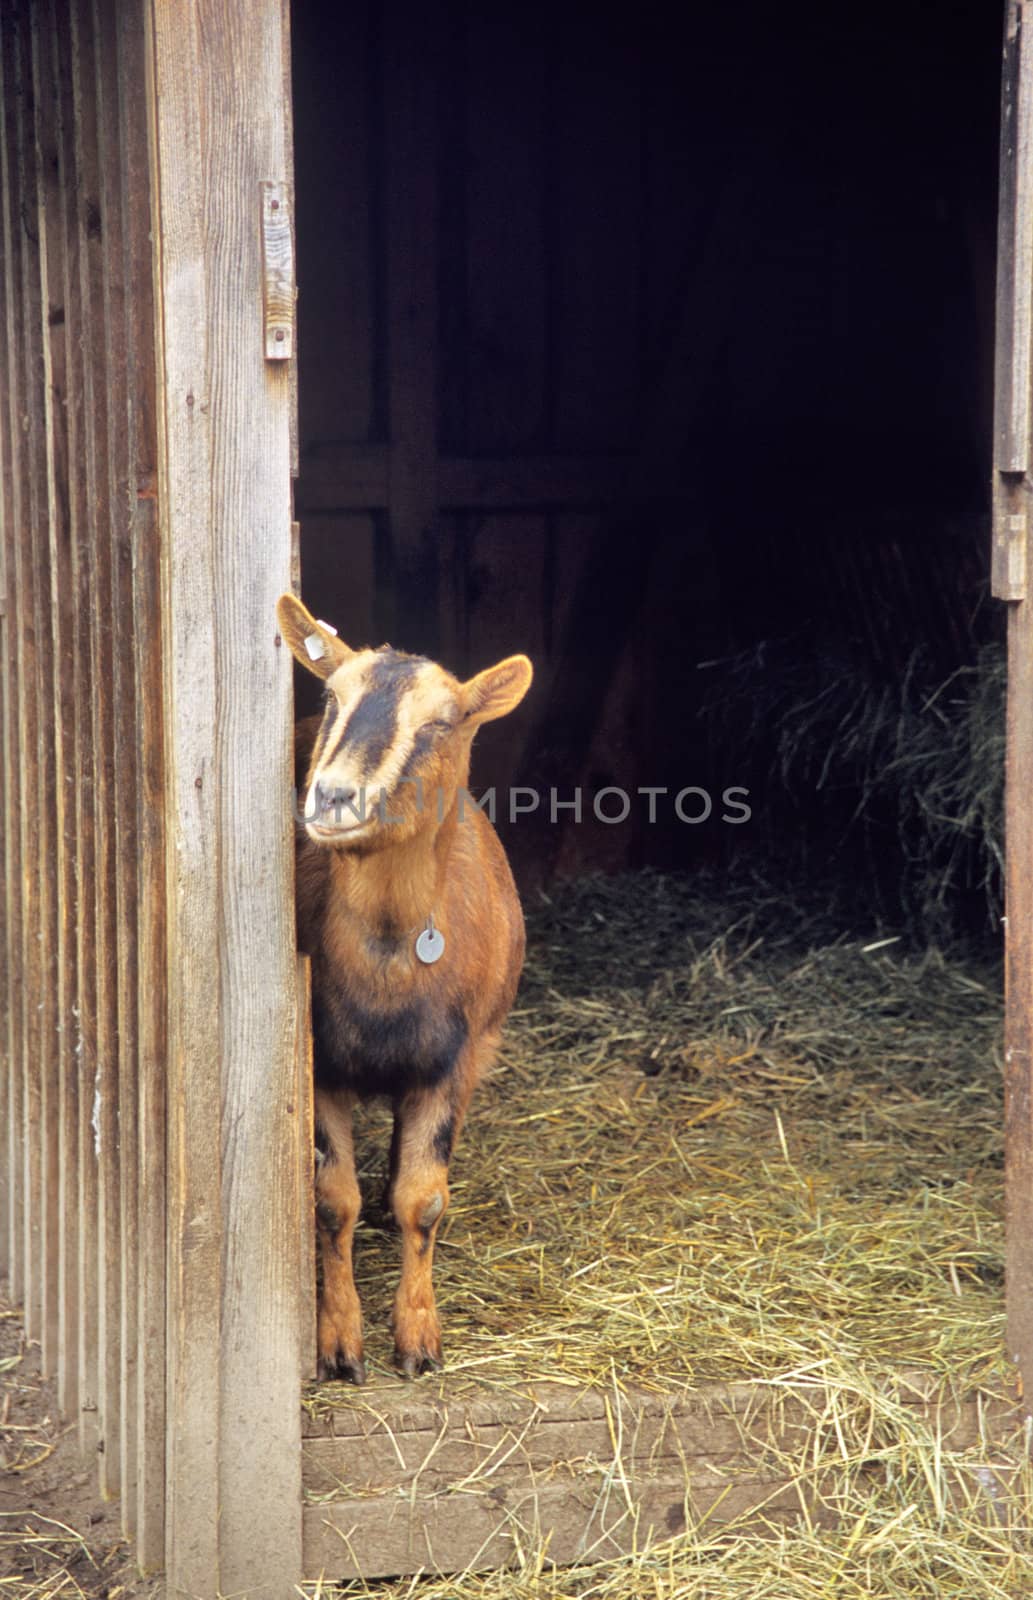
[289,0,1017,1584]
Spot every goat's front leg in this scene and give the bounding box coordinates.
[388,1081,466,1377]
[315,1087,365,1384]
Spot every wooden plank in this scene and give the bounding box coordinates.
[0,94,9,1286]
[303,1376,1013,1496]
[69,0,120,1483]
[462,9,548,455]
[43,0,82,1425]
[297,449,625,513]
[550,15,641,452]
[92,0,140,1527]
[994,1,1033,475]
[304,1445,1024,1582]
[439,455,625,511]
[302,1375,1017,1578]
[9,0,47,1349]
[116,0,165,1568]
[463,515,547,794]
[148,1,302,1594]
[49,0,101,1464]
[997,1,1033,1410]
[304,1471,830,1579]
[384,0,439,653]
[297,957,316,1381]
[147,0,222,1581]
[995,1,1033,598]
[0,5,25,1307]
[27,0,64,1385]
[31,0,79,1400]
[295,514,376,647]
[1005,592,1033,1407]
[296,444,390,511]
[291,0,376,448]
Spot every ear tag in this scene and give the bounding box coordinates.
[303,633,326,661]
[315,619,338,635]
[416,913,445,965]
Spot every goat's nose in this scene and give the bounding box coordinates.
[315,781,357,816]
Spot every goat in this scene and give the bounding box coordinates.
[277,593,533,1381]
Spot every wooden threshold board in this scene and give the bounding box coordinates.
[301,1369,1017,1580]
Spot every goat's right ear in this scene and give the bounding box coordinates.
[276,593,353,679]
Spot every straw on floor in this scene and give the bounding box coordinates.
[304,870,1026,1599]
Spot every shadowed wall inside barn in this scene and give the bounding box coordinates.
[290,0,1000,918]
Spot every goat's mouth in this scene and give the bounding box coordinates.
[305,816,374,844]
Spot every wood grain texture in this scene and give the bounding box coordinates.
[0,6,26,1307]
[994,2,1033,1410]
[92,0,141,1527]
[116,0,166,1568]
[995,1,1033,474]
[70,0,122,1494]
[149,0,302,1594]
[1006,590,1033,1409]
[297,957,316,1380]
[27,0,62,1385]
[301,1373,1016,1579]
[52,0,102,1462]
[0,89,11,1284]
[32,0,79,1396]
[10,1,48,1350]
[262,180,295,359]
[1002,726,1033,1517]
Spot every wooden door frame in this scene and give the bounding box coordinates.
[994,0,1033,1416]
[146,2,304,1594]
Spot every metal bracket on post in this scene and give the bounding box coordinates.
[994,474,1030,601]
[260,180,294,361]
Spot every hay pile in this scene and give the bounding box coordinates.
[307,872,1027,1599]
[698,639,1005,940]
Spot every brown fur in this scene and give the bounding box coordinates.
[278,594,532,1381]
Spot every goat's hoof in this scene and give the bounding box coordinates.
[395,1346,443,1379]
[319,1351,367,1386]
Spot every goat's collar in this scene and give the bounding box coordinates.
[415,911,445,965]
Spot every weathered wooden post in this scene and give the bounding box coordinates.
[147,2,303,1593]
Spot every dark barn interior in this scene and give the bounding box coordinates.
[290,0,1002,931]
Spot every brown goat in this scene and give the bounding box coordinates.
[277,593,533,1381]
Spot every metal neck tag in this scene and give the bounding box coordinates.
[416,912,445,965]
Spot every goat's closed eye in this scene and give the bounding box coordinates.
[420,719,453,736]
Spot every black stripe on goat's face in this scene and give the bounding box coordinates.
[303,647,464,847]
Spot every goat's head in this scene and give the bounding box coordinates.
[277,593,532,851]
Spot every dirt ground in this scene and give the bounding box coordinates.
[0,1284,156,1600]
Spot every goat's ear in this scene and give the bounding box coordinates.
[276,593,353,679]
[461,654,533,726]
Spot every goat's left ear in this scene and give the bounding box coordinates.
[276,592,353,679]
[461,654,533,726]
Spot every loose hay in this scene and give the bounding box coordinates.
[698,638,1006,940]
[305,872,1024,1600]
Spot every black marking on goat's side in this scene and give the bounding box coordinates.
[327,656,419,777]
[312,987,468,1099]
[432,1115,455,1166]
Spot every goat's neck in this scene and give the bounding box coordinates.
[330,803,459,937]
